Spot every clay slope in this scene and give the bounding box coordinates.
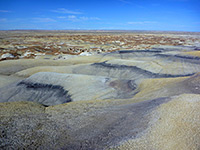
[0,94,199,149]
[0,47,200,150]
[1,72,200,149]
[0,72,138,106]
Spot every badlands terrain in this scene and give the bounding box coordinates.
[0,30,200,150]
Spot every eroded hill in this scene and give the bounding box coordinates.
[0,31,200,150]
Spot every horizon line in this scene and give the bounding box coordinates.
[0,29,199,33]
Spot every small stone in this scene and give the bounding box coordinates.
[1,53,14,59]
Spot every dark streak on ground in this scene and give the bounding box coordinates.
[194,48,200,51]
[155,54,200,64]
[15,81,72,105]
[92,61,195,78]
[174,54,200,60]
[62,97,169,150]
[17,81,70,98]
[117,50,162,54]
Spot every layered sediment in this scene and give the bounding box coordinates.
[0,31,200,150]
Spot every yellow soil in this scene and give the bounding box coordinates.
[183,51,200,57]
[0,101,45,115]
[116,94,200,150]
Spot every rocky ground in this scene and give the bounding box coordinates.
[1,30,200,61]
[0,30,200,150]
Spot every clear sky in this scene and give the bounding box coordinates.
[0,0,199,31]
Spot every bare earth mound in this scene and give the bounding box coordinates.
[0,31,200,150]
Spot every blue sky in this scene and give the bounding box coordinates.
[0,0,199,31]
